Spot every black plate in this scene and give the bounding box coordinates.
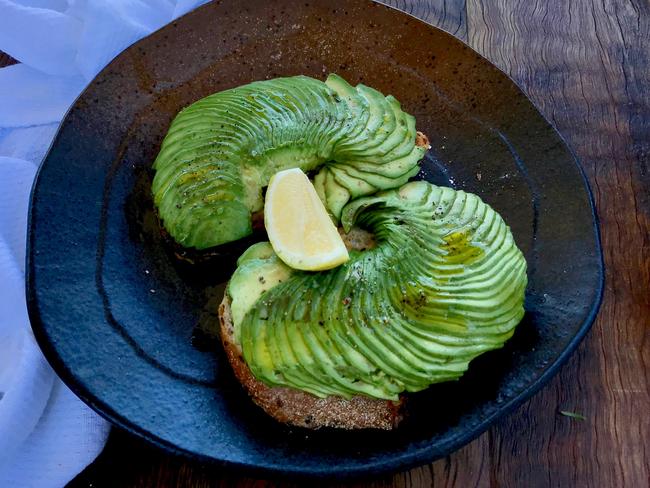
[27,0,604,479]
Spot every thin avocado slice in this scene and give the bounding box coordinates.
[328,165,378,198]
[332,84,392,158]
[330,161,420,191]
[323,167,351,220]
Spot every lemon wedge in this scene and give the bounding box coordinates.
[264,168,350,271]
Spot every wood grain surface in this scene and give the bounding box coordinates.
[3,0,648,486]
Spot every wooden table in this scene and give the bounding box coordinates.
[3,0,649,486]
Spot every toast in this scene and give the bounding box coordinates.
[218,294,406,430]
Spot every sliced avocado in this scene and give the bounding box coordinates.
[228,250,293,339]
[324,73,356,97]
[324,74,371,152]
[329,161,419,192]
[303,271,396,398]
[336,86,398,158]
[368,95,411,157]
[323,167,351,220]
[229,181,527,400]
[282,286,354,397]
[153,74,427,249]
[236,242,275,265]
[328,165,377,198]
[332,84,390,158]
[270,280,338,398]
[350,144,426,179]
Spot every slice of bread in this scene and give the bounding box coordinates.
[218,294,405,430]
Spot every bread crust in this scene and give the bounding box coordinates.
[218,294,405,430]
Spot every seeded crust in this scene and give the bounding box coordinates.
[219,294,405,430]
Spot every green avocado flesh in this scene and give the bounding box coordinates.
[227,181,527,400]
[152,74,426,249]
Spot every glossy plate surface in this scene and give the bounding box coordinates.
[27,0,603,478]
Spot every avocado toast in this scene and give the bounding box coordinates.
[220,182,526,429]
[219,281,405,430]
[151,75,527,430]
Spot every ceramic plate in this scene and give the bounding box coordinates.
[27,0,603,479]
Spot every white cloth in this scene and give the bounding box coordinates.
[0,1,209,486]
